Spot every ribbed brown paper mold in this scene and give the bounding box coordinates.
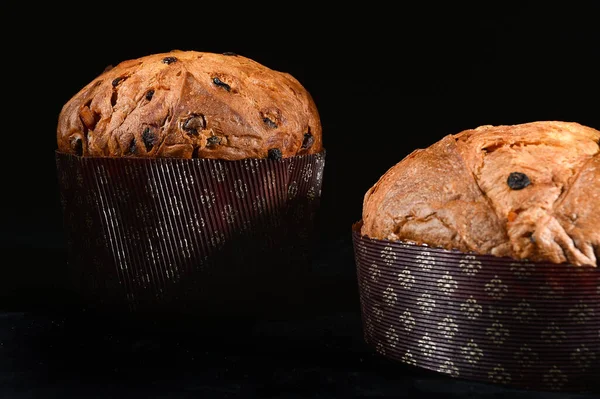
[54,151,325,316]
[352,222,599,394]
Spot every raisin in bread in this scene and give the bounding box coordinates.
[57,50,322,160]
[361,121,600,266]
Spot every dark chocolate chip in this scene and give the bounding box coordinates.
[301,132,314,149]
[129,138,137,155]
[263,118,278,129]
[142,127,157,152]
[268,148,282,160]
[222,52,237,56]
[112,77,125,87]
[162,56,178,64]
[182,114,206,136]
[212,77,231,92]
[145,90,155,101]
[507,172,531,190]
[207,136,221,146]
[72,137,83,156]
[111,91,118,107]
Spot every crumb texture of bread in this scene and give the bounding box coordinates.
[361,121,600,266]
[57,50,322,160]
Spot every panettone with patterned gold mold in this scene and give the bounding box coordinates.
[352,121,599,393]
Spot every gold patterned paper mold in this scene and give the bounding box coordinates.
[55,151,325,316]
[352,221,599,394]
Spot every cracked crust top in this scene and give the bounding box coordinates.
[361,121,600,266]
[56,50,322,160]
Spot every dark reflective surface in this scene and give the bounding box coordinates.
[0,241,597,398]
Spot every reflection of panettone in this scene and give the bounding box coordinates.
[57,50,322,160]
[361,121,599,266]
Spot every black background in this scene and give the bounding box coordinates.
[1,2,599,398]
[4,3,600,253]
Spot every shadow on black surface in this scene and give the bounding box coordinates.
[2,310,598,399]
[1,242,598,398]
[1,234,359,315]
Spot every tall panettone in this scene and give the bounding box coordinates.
[57,50,322,160]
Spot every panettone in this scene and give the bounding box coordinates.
[361,121,599,266]
[57,50,322,160]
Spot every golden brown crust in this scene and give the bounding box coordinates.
[57,50,322,160]
[361,121,600,266]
